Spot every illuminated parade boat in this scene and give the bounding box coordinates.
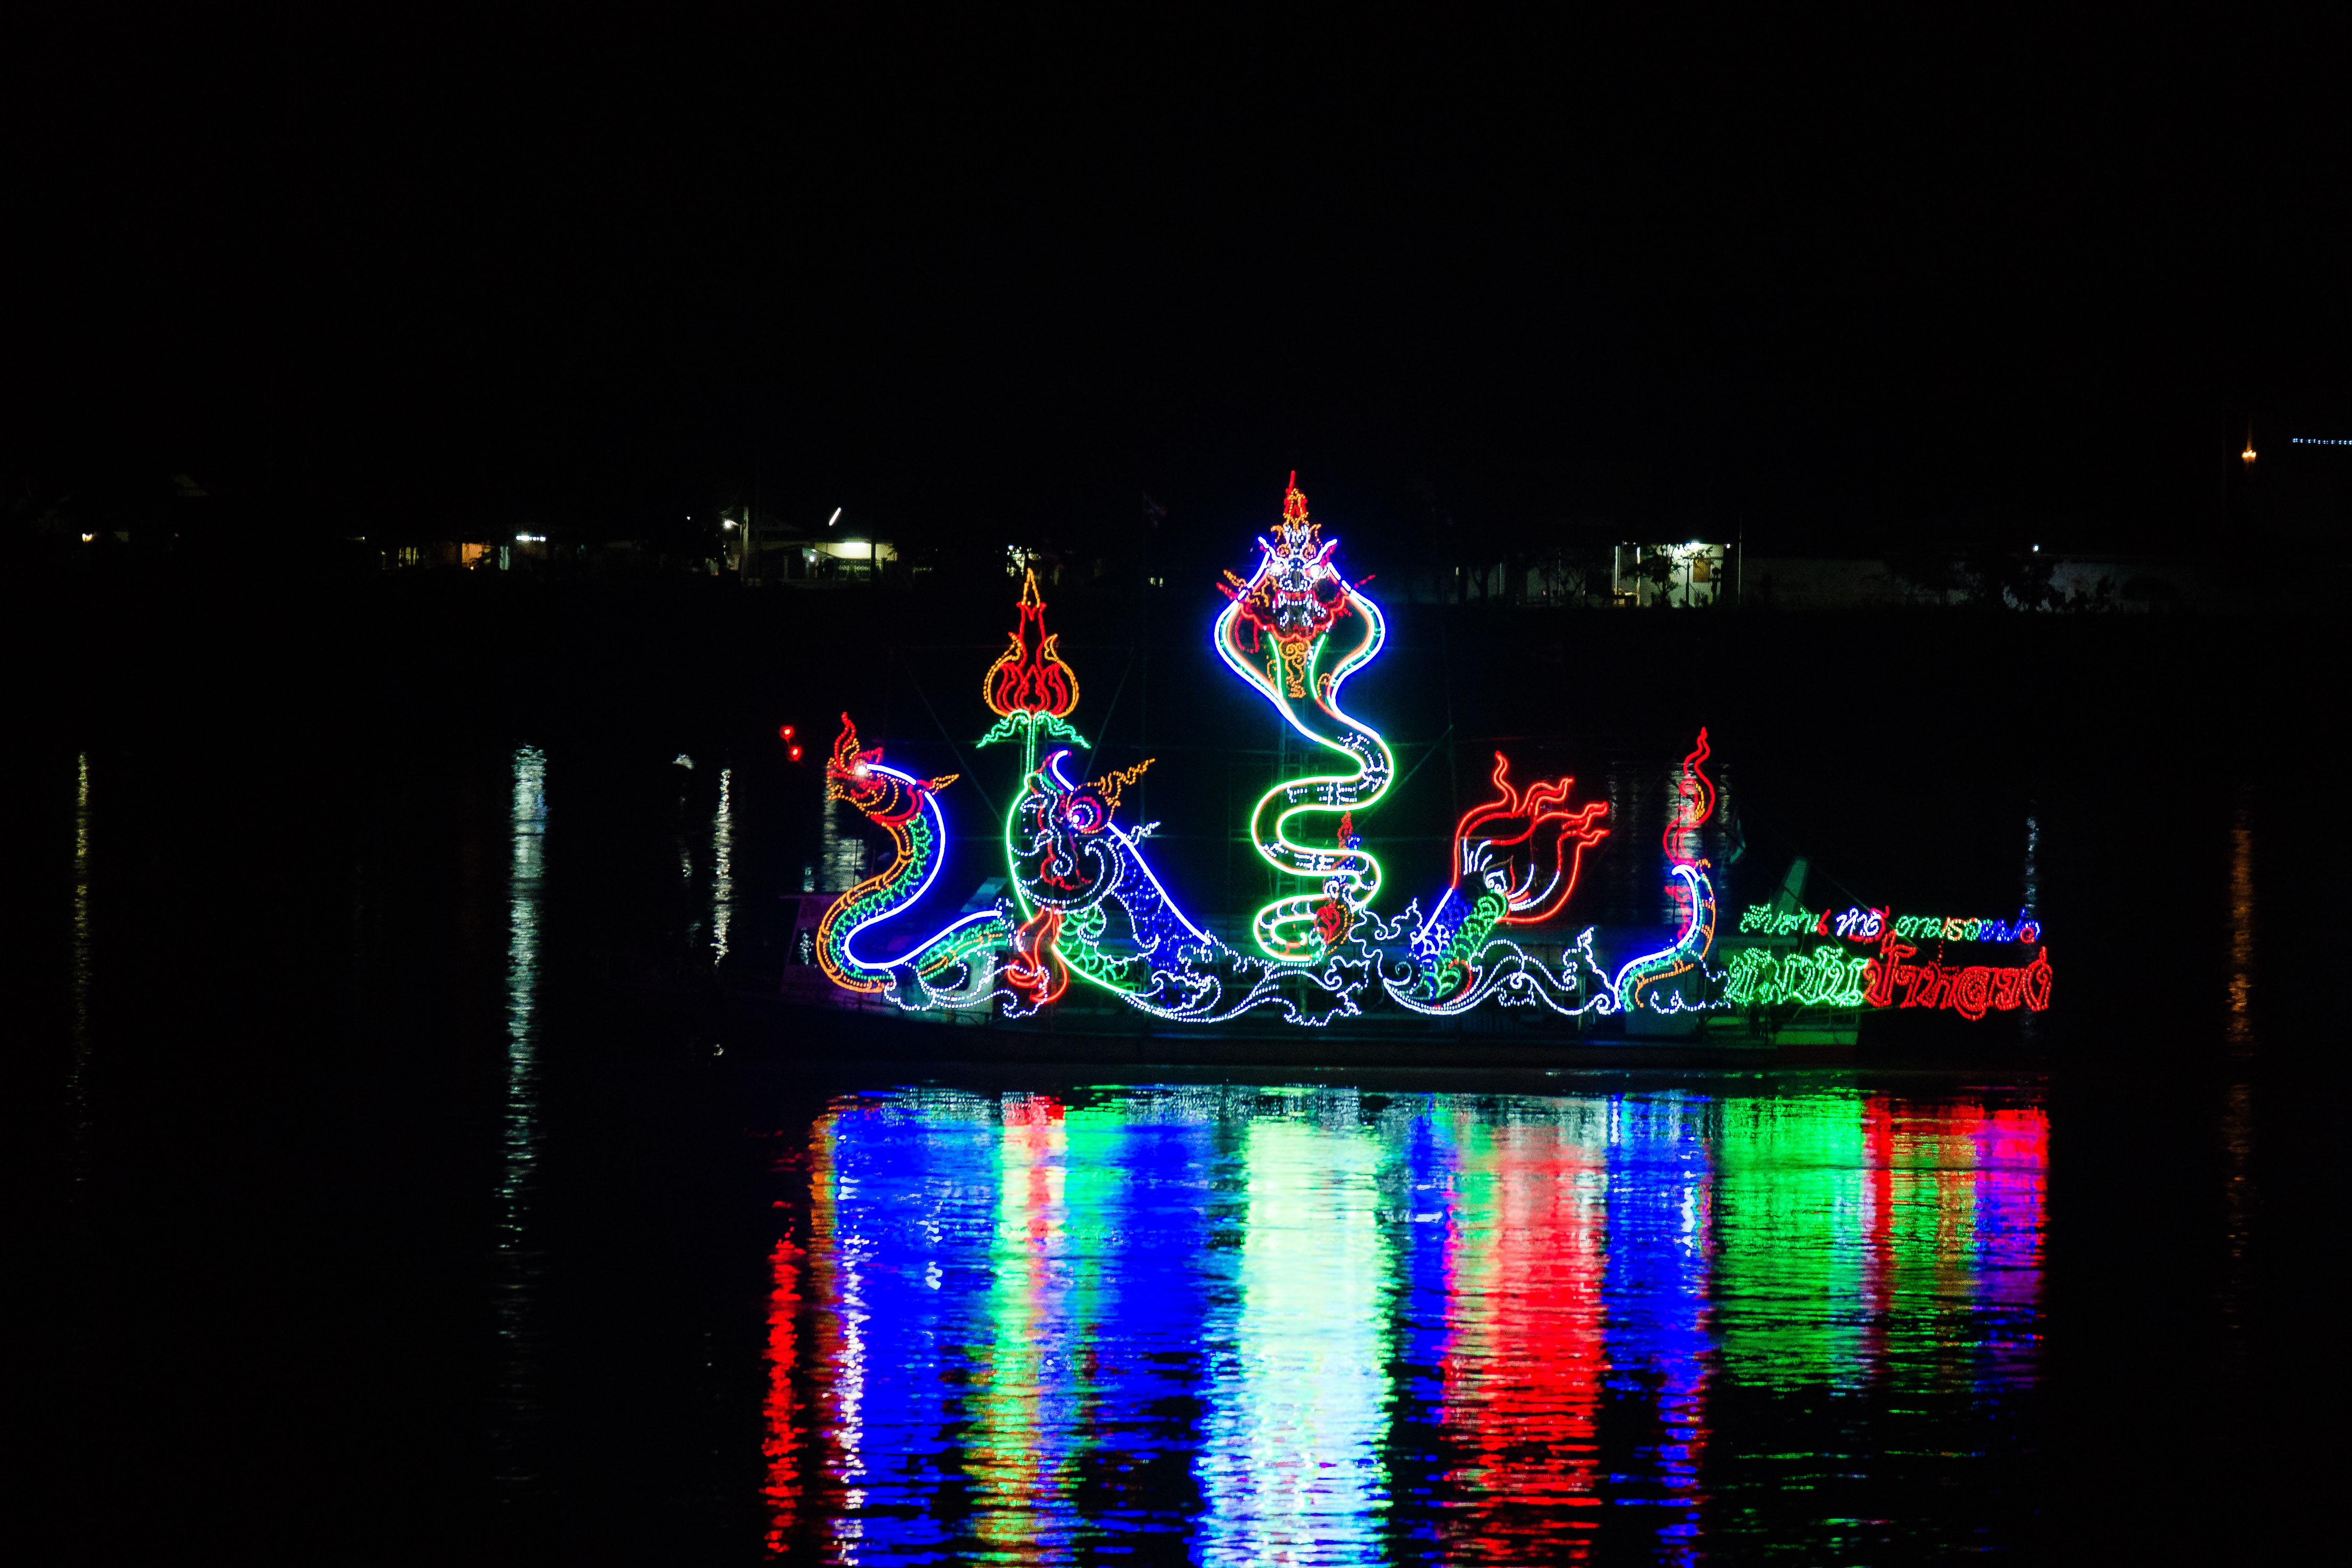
[778,475,2051,1055]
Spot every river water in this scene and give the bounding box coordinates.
[3,716,2332,1564]
[770,1081,2044,1564]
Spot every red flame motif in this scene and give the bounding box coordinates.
[1662,729,1714,866]
[983,568,1079,722]
[1659,727,1715,932]
[1004,906,1070,1006]
[1449,751,1610,924]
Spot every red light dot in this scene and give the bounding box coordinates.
[789,745,803,761]
[779,724,795,740]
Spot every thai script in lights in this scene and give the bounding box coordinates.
[1737,904,2043,945]
[1861,930,2053,1018]
[1728,935,2053,1018]
[1724,944,1873,1008]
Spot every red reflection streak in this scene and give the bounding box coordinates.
[1974,1106,2050,1353]
[1004,1093,1065,1253]
[1444,1132,1606,1561]
[762,1234,805,1555]
[1862,1101,2049,1389]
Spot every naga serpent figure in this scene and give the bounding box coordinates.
[813,474,1651,1025]
[1609,729,1721,1013]
[1212,474,1394,962]
[813,716,1011,1010]
[808,516,2042,1030]
[1000,743,1379,1025]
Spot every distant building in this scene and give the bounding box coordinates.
[1743,554,2216,612]
[1613,541,1735,607]
[737,530,899,585]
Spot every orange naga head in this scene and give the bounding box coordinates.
[823,713,956,827]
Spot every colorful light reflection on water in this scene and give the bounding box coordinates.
[765,1083,2046,1563]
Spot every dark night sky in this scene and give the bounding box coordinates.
[8,8,2347,560]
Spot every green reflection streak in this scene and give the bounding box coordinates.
[970,1103,1068,1559]
[1713,1094,1869,1389]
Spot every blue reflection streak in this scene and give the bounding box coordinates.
[67,753,94,1186]
[1604,1093,1716,1565]
[1971,1109,2048,1394]
[820,1093,1003,1564]
[1068,1103,1216,1544]
[1389,1106,1458,1562]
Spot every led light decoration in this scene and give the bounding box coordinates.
[802,477,2046,1031]
[1723,944,1873,1008]
[1003,746,1378,1027]
[1451,751,1610,926]
[979,568,1086,773]
[1382,753,1613,1015]
[1866,927,2053,1019]
[1212,473,1396,962]
[1721,918,2056,1020]
[1004,906,1071,1007]
[1612,731,1724,1014]
[1736,904,2044,945]
[815,714,1013,1009]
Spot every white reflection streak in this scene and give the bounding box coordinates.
[833,1226,870,1562]
[502,748,547,1230]
[1198,1119,1392,1567]
[496,746,547,1470]
[68,753,93,1182]
[713,766,734,966]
